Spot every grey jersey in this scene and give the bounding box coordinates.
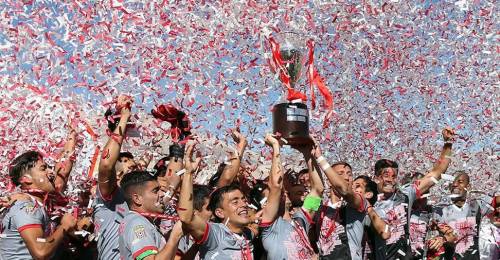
[434,196,494,259]
[118,211,166,260]
[0,198,49,259]
[409,206,432,257]
[177,235,200,259]
[197,222,254,260]
[371,184,419,260]
[260,208,316,260]
[316,196,369,260]
[92,187,129,260]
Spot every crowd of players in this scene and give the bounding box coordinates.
[0,95,498,260]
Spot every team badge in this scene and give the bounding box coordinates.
[23,203,36,215]
[133,225,146,239]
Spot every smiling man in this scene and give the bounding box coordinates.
[259,134,322,260]
[118,170,179,260]
[178,143,255,260]
[313,156,390,260]
[367,127,455,260]
[0,151,77,259]
[432,172,499,260]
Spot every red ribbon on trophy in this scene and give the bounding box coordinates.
[269,36,333,127]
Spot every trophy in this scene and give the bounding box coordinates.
[269,32,312,145]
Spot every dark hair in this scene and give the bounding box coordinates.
[355,175,378,205]
[249,181,269,211]
[193,185,212,211]
[153,156,170,177]
[9,151,41,186]
[297,168,309,177]
[208,184,242,220]
[119,171,157,205]
[454,171,470,184]
[118,152,134,161]
[374,159,398,176]
[331,161,352,170]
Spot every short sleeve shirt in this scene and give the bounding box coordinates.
[198,222,254,260]
[260,209,316,260]
[0,198,49,259]
[118,211,166,260]
[317,196,369,260]
[409,207,432,257]
[177,235,200,259]
[92,187,129,260]
[371,184,420,260]
[434,196,494,258]
[478,218,499,260]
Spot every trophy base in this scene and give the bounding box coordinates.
[272,102,312,145]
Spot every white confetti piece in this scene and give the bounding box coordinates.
[441,174,455,181]
[175,169,186,176]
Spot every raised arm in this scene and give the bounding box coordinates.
[367,206,390,240]
[304,145,324,199]
[20,213,76,260]
[54,126,77,192]
[216,129,247,188]
[292,141,325,217]
[260,134,283,224]
[98,95,132,197]
[314,150,363,210]
[162,144,185,202]
[178,143,206,241]
[417,127,455,194]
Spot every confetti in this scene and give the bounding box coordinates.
[0,0,496,207]
[175,169,186,176]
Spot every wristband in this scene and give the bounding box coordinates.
[136,249,158,260]
[316,156,326,163]
[319,161,331,171]
[303,195,322,211]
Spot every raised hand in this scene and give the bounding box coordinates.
[231,129,247,151]
[310,135,323,158]
[264,133,280,148]
[116,95,133,117]
[442,127,456,143]
[183,142,201,174]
